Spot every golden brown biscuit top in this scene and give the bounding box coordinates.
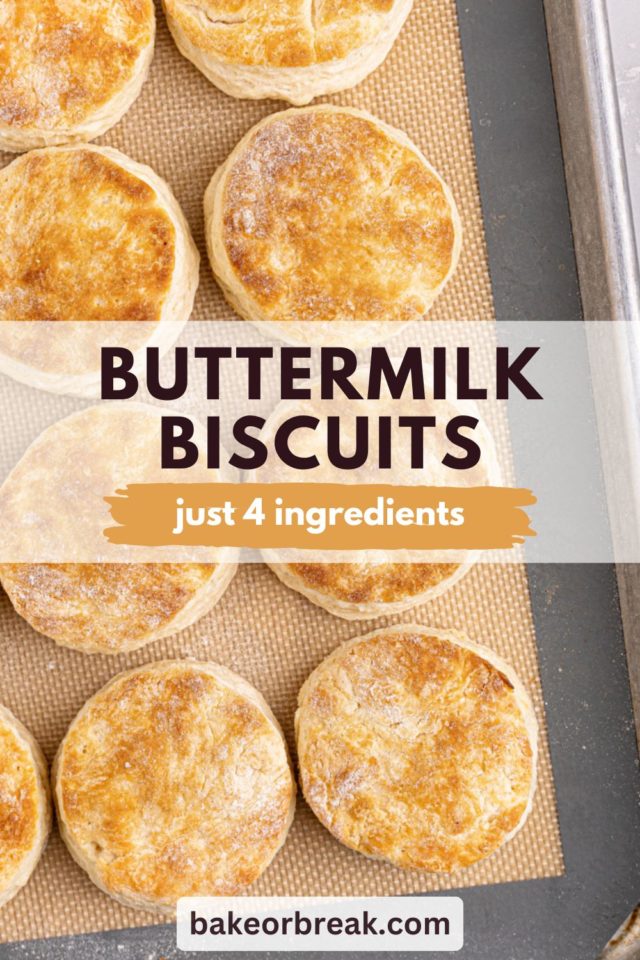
[55,662,294,904]
[165,0,396,67]
[0,148,176,321]
[287,562,459,605]
[296,629,535,872]
[0,716,41,894]
[220,109,457,323]
[0,0,154,132]
[0,563,216,653]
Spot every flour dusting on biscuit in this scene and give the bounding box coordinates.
[296,626,537,872]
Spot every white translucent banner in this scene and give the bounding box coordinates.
[0,320,634,562]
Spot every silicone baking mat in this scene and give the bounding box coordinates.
[0,0,564,943]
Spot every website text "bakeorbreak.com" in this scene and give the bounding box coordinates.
[177,897,464,951]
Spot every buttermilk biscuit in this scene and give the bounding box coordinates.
[53,660,295,914]
[296,627,538,872]
[0,0,155,153]
[254,370,500,619]
[0,144,199,396]
[0,404,237,654]
[205,106,461,345]
[0,704,51,908]
[163,0,413,105]
[269,563,472,620]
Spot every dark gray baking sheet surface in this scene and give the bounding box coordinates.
[1,0,639,958]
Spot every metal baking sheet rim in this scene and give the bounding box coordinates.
[546,3,640,956]
[546,0,640,659]
[544,0,640,323]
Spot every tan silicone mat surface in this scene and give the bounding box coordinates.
[0,0,564,943]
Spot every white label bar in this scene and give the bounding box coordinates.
[177,896,463,952]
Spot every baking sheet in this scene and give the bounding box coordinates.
[545,0,640,755]
[0,0,564,943]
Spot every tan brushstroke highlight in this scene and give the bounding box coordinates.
[105,483,536,551]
